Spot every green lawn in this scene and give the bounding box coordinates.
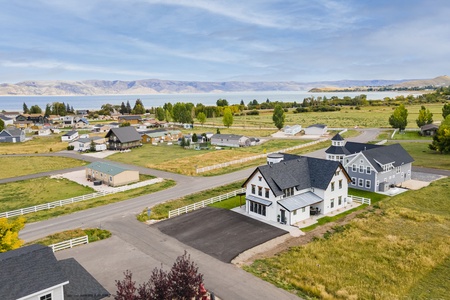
[0,156,88,179]
[388,142,450,170]
[27,228,112,245]
[391,130,432,140]
[244,177,450,300]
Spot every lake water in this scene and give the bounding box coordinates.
[0,91,413,111]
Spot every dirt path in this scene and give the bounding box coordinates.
[233,207,369,267]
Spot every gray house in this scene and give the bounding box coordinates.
[0,244,109,300]
[325,134,414,192]
[210,134,250,147]
[0,128,25,143]
[105,126,142,150]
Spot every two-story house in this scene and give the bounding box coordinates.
[243,154,350,225]
[105,126,142,150]
[325,134,414,192]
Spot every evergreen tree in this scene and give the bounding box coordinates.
[23,102,29,114]
[45,104,51,116]
[416,106,433,127]
[272,104,285,130]
[126,101,132,114]
[155,107,165,121]
[120,102,127,115]
[389,104,408,131]
[132,99,145,114]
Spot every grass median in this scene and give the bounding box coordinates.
[26,228,112,246]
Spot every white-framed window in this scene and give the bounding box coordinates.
[330,198,335,208]
[302,207,305,212]
[338,196,342,205]
[331,182,335,191]
[335,170,340,176]
[40,293,52,300]
[351,177,356,185]
[249,201,266,216]
[358,178,363,187]
[293,210,297,215]
[396,167,401,174]
[339,180,343,189]
[258,186,262,196]
[265,188,270,198]
[366,180,371,189]
[283,187,294,198]
[251,185,255,194]
[359,165,364,173]
[352,164,357,172]
[258,176,262,181]
[109,176,112,181]
[366,166,371,174]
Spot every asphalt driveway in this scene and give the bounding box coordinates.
[155,207,287,263]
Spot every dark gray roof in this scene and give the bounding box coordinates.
[361,143,414,172]
[211,134,244,141]
[331,133,344,141]
[106,126,141,143]
[0,128,23,137]
[325,141,381,155]
[63,130,78,136]
[119,115,142,120]
[420,123,439,131]
[0,114,12,121]
[255,156,343,197]
[59,258,110,300]
[0,244,69,299]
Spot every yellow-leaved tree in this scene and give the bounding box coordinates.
[0,217,26,252]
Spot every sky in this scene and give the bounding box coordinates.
[1,0,449,83]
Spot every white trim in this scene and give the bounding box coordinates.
[16,282,69,300]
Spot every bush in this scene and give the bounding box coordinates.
[246,110,260,115]
[67,145,75,150]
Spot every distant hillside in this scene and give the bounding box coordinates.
[0,78,409,96]
[390,75,450,88]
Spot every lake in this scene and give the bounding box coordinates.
[0,91,413,111]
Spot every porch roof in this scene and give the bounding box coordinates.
[246,195,272,206]
[277,192,323,212]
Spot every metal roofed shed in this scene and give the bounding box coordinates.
[85,161,139,187]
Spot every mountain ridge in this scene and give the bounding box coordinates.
[0,76,447,96]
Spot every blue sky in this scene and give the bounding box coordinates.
[1,0,449,83]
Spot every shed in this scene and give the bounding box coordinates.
[85,161,139,186]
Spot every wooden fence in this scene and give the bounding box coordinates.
[168,188,246,218]
[196,138,328,173]
[347,195,371,205]
[0,178,162,218]
[49,235,89,252]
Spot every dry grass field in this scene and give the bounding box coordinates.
[0,135,68,154]
[244,177,450,299]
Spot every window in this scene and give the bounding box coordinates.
[335,170,340,176]
[258,176,262,181]
[352,164,357,172]
[366,166,371,174]
[339,180,343,189]
[330,198,335,208]
[251,185,255,194]
[360,159,364,164]
[258,186,262,196]
[358,178,363,187]
[109,176,112,181]
[249,201,266,216]
[302,207,305,213]
[331,182,335,191]
[293,210,297,215]
[359,165,364,173]
[265,188,270,198]
[40,294,52,300]
[351,177,356,185]
[366,180,371,189]
[338,196,342,205]
[376,180,379,186]
[283,187,294,198]
[396,167,401,174]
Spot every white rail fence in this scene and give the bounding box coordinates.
[348,195,371,205]
[168,188,246,218]
[0,178,162,219]
[196,138,328,173]
[49,235,89,252]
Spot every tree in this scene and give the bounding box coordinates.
[0,217,25,252]
[155,107,165,121]
[126,101,132,114]
[192,133,198,143]
[389,104,408,131]
[45,104,51,117]
[0,119,4,131]
[29,105,42,114]
[120,122,131,127]
[443,103,450,119]
[272,104,285,130]
[429,115,450,153]
[197,112,206,126]
[120,102,127,115]
[216,99,229,107]
[222,107,233,128]
[23,102,29,114]
[90,140,96,152]
[416,106,433,127]
[132,99,145,115]
[114,252,204,300]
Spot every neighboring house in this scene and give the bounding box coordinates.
[105,126,142,150]
[16,114,49,124]
[38,126,52,136]
[109,122,120,128]
[70,137,107,152]
[0,244,109,300]
[92,124,111,133]
[0,114,14,126]
[118,115,142,125]
[284,125,302,135]
[304,124,327,135]
[86,161,139,186]
[140,129,182,144]
[0,128,25,143]
[74,117,89,128]
[62,116,75,127]
[420,123,439,136]
[61,130,79,142]
[325,133,414,192]
[243,154,350,225]
[210,134,250,147]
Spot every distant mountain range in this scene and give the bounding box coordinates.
[0,76,448,96]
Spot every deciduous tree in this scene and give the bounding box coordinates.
[272,104,285,130]
[29,105,42,114]
[0,119,4,131]
[197,112,206,126]
[389,104,408,131]
[0,217,25,252]
[222,107,233,128]
[443,103,450,119]
[416,106,433,127]
[429,115,450,153]
[132,99,145,115]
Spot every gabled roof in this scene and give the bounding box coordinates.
[325,140,381,155]
[63,130,78,136]
[361,143,414,172]
[106,127,141,143]
[86,161,131,176]
[420,123,439,131]
[0,128,23,137]
[307,124,327,129]
[119,115,142,120]
[246,156,345,197]
[278,192,323,211]
[0,114,12,121]
[211,134,245,141]
[0,244,69,299]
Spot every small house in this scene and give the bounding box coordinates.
[70,137,106,152]
[304,124,327,135]
[0,114,14,126]
[210,134,250,147]
[283,125,302,135]
[420,124,439,136]
[118,115,142,125]
[86,161,139,186]
[0,128,25,143]
[61,130,79,142]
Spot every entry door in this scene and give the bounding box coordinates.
[280,209,286,224]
